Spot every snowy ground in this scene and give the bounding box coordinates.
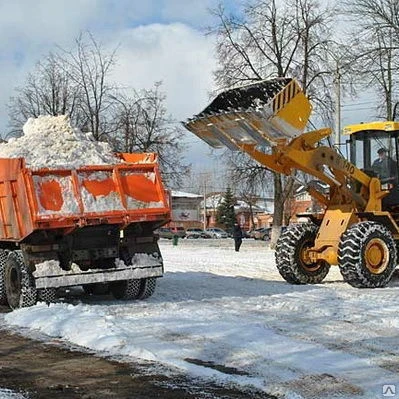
[0,389,26,399]
[3,239,399,399]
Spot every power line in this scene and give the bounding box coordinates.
[341,100,377,107]
[342,106,378,112]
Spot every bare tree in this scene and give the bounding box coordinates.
[6,32,190,187]
[344,0,399,120]
[209,0,337,246]
[59,32,117,141]
[7,53,82,137]
[110,82,190,187]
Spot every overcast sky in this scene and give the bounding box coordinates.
[0,0,240,171]
[0,0,377,177]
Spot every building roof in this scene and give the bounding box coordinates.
[171,190,203,198]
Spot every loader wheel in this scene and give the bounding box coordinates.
[37,288,57,304]
[0,249,9,305]
[275,223,330,284]
[110,279,141,300]
[4,251,37,309]
[138,277,157,300]
[338,222,396,288]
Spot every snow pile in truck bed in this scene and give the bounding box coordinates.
[0,115,121,168]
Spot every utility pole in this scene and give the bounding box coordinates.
[334,61,341,146]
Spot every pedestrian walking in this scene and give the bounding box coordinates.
[233,223,243,252]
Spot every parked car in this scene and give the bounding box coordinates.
[254,227,271,241]
[205,227,228,238]
[156,226,186,239]
[225,226,250,238]
[156,227,174,239]
[249,227,264,239]
[169,226,186,238]
[242,230,251,238]
[185,228,212,239]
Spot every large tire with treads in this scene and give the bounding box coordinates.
[138,277,157,299]
[0,249,9,305]
[110,279,141,300]
[4,251,37,309]
[275,223,330,284]
[338,221,396,288]
[37,288,57,304]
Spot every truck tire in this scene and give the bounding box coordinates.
[338,221,396,288]
[0,249,9,305]
[4,251,37,309]
[138,277,157,299]
[37,288,57,304]
[110,279,141,300]
[275,223,330,284]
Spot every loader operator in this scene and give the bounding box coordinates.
[371,148,398,185]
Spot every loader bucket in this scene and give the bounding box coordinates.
[184,78,312,150]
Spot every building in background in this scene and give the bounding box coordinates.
[168,187,322,231]
[169,191,203,228]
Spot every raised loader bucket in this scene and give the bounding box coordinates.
[184,78,311,150]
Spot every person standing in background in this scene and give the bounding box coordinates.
[233,223,243,252]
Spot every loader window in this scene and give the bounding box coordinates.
[350,130,399,184]
[354,140,364,169]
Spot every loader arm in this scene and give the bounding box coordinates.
[237,128,387,212]
[184,77,399,267]
[184,78,389,213]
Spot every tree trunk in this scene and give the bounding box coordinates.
[270,172,284,249]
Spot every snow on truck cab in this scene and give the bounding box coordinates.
[0,116,171,309]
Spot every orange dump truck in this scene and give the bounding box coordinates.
[0,153,170,309]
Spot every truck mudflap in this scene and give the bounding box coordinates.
[33,254,163,289]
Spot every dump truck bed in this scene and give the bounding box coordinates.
[0,153,170,242]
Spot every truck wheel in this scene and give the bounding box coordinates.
[0,249,9,305]
[275,223,330,284]
[110,279,141,300]
[37,288,57,304]
[138,278,157,299]
[5,251,37,309]
[338,221,396,288]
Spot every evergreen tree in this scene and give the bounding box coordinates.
[216,188,237,229]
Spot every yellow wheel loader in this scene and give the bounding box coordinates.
[184,78,399,288]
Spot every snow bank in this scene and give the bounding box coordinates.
[4,240,399,398]
[0,115,121,168]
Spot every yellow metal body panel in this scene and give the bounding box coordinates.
[274,91,312,133]
[309,207,359,265]
[183,78,399,268]
[343,121,399,135]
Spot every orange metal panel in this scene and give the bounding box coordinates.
[118,153,157,163]
[0,158,24,180]
[121,174,161,203]
[37,180,64,211]
[0,155,170,242]
[82,177,115,197]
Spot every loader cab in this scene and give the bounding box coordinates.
[344,121,399,185]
